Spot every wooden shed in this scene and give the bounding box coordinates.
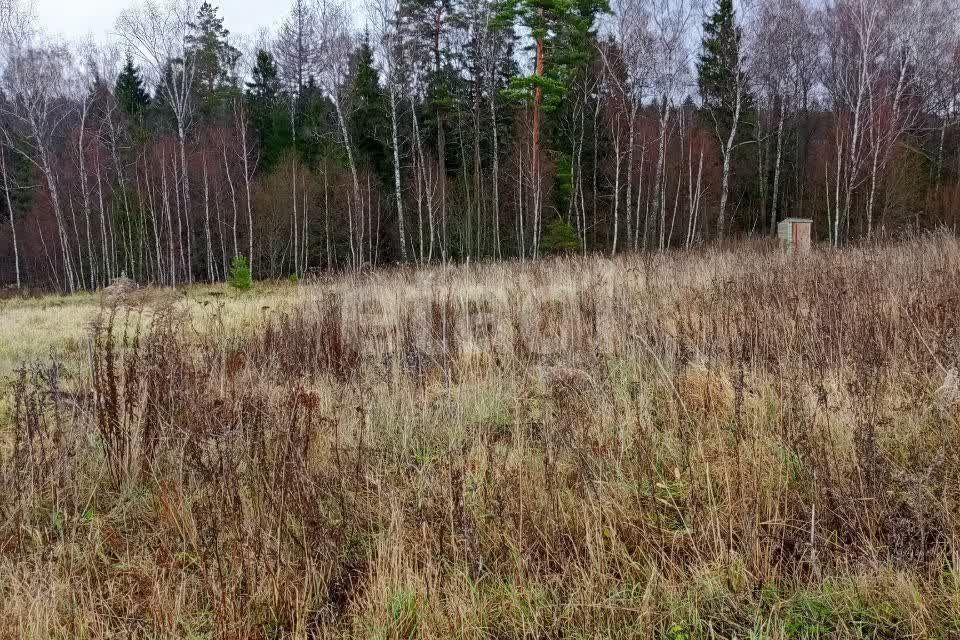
[777,218,812,253]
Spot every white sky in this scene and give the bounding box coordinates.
[34,0,284,43]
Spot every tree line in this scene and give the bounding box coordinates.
[0,0,958,290]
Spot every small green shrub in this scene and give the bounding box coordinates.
[228,255,252,291]
[541,217,582,254]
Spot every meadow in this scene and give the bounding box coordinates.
[0,236,959,639]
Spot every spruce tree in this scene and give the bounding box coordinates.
[246,50,291,171]
[347,34,390,181]
[247,50,281,102]
[115,55,151,117]
[541,216,581,254]
[696,0,751,131]
[696,0,753,236]
[296,76,337,167]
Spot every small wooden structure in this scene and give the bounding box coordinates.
[777,218,812,253]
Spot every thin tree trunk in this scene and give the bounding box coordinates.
[625,103,636,251]
[389,81,407,261]
[717,83,743,238]
[171,152,188,282]
[40,148,76,292]
[770,98,786,232]
[77,113,96,289]
[324,164,332,270]
[530,20,544,260]
[203,152,214,282]
[141,156,163,284]
[611,118,621,257]
[292,155,299,275]
[332,94,360,269]
[592,97,600,250]
[176,125,192,284]
[161,152,176,287]
[237,105,255,275]
[2,146,20,288]
[222,143,239,258]
[490,83,501,260]
[106,111,133,277]
[94,151,111,281]
[633,145,646,250]
[650,98,670,250]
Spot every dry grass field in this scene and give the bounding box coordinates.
[1,236,959,639]
[0,283,310,377]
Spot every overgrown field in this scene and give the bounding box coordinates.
[1,237,959,639]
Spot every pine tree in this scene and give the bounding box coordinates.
[115,55,151,117]
[186,2,241,116]
[496,0,607,253]
[497,0,608,120]
[397,0,457,102]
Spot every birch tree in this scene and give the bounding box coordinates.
[370,0,408,261]
[0,0,31,288]
[117,0,198,283]
[821,0,885,245]
[644,0,694,249]
[1,38,77,291]
[750,0,816,231]
[316,0,363,268]
[602,0,653,253]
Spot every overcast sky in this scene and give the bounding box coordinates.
[35,0,284,43]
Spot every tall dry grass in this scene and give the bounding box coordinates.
[1,235,959,638]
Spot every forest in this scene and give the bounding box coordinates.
[0,0,959,290]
